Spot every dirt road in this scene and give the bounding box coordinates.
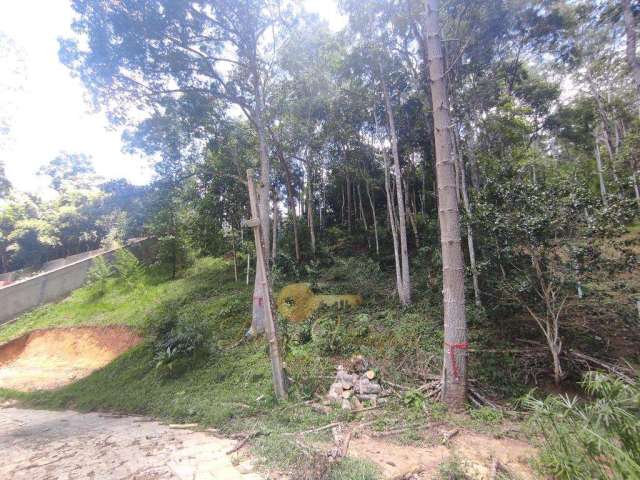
[0,406,262,480]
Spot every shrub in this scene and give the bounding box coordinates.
[588,198,638,237]
[112,249,143,288]
[311,309,370,356]
[148,305,215,376]
[325,257,386,299]
[402,389,426,411]
[525,372,640,479]
[85,256,113,299]
[272,252,304,283]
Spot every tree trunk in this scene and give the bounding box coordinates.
[341,182,346,225]
[246,252,251,285]
[319,166,325,230]
[281,153,301,262]
[231,227,238,282]
[247,169,288,400]
[272,197,278,262]
[383,148,403,298]
[595,141,609,207]
[551,343,564,386]
[307,165,316,256]
[453,128,481,307]
[251,62,271,335]
[381,70,411,305]
[404,178,420,248]
[600,122,621,186]
[366,181,380,255]
[623,0,640,95]
[424,0,468,408]
[346,173,353,231]
[357,183,368,231]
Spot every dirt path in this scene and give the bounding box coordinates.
[0,406,262,480]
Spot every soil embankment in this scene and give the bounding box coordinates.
[0,326,141,391]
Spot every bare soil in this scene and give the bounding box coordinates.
[0,326,142,391]
[348,430,537,479]
[0,406,262,480]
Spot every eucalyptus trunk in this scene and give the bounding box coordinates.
[346,174,353,231]
[281,153,301,262]
[424,0,468,408]
[366,181,380,255]
[453,129,481,307]
[381,71,411,305]
[383,148,403,297]
[595,140,609,207]
[306,165,316,256]
[251,63,270,335]
[271,198,278,262]
[357,183,368,231]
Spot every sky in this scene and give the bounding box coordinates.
[0,0,346,196]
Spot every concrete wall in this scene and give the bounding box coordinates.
[0,248,109,285]
[0,238,150,326]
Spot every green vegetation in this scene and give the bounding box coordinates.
[2,0,640,477]
[0,257,381,477]
[525,373,640,480]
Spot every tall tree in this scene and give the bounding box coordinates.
[423,0,468,408]
[61,0,294,334]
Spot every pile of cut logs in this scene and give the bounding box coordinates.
[327,361,388,410]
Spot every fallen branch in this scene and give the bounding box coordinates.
[568,350,636,384]
[168,423,198,429]
[380,379,412,391]
[284,422,341,436]
[226,431,262,455]
[468,387,499,409]
[441,428,459,444]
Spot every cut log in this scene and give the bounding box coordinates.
[365,370,376,380]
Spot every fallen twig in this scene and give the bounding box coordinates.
[569,349,636,384]
[168,423,199,429]
[468,387,499,409]
[226,431,261,455]
[380,379,412,391]
[441,428,459,445]
[284,422,341,436]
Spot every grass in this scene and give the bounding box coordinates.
[0,269,176,344]
[0,256,381,479]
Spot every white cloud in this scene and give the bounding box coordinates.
[0,0,152,195]
[0,0,344,196]
[304,0,347,31]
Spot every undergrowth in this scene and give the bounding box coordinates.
[1,245,638,479]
